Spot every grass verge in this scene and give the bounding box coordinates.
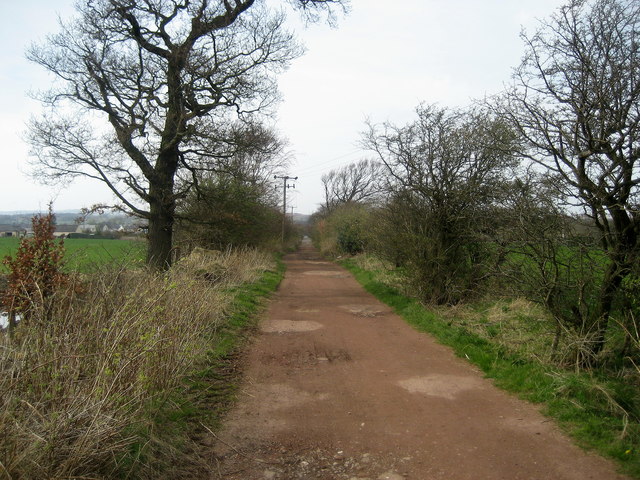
[0,249,284,479]
[340,258,640,478]
[112,252,286,478]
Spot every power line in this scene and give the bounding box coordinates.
[295,148,364,174]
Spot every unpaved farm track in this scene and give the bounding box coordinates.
[207,240,628,480]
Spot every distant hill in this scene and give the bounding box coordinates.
[0,211,138,229]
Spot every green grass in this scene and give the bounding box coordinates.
[0,237,146,273]
[120,255,286,476]
[340,257,640,478]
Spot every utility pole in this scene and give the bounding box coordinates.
[274,175,297,247]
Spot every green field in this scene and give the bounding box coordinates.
[0,237,146,273]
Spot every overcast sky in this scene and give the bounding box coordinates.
[0,0,566,214]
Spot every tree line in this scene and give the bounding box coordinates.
[313,0,640,368]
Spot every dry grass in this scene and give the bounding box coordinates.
[317,235,338,257]
[351,254,412,295]
[431,297,566,364]
[0,247,273,479]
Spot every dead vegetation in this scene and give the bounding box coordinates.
[0,247,273,479]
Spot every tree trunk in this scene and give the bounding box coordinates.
[147,158,176,270]
[589,205,636,360]
[147,205,174,270]
[144,56,183,270]
[589,257,625,359]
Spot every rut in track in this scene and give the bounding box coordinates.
[205,239,629,480]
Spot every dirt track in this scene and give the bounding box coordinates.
[208,240,629,479]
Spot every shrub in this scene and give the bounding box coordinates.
[2,207,66,329]
[314,202,374,256]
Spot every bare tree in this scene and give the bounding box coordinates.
[363,104,517,303]
[321,159,384,213]
[496,0,640,358]
[27,0,346,269]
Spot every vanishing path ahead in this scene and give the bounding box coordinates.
[210,240,628,480]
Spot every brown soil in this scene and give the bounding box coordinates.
[205,240,629,480]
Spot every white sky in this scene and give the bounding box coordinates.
[0,0,566,214]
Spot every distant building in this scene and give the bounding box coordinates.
[0,225,26,237]
[52,225,80,238]
[76,223,98,234]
